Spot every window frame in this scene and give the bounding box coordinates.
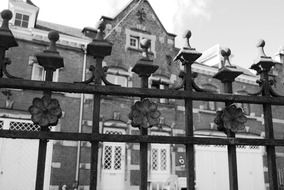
[31,62,59,82]
[14,12,29,28]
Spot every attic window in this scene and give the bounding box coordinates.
[14,13,29,28]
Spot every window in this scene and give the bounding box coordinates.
[14,13,29,28]
[30,55,59,82]
[105,67,130,87]
[106,74,128,87]
[130,35,139,49]
[102,128,126,172]
[205,101,216,111]
[201,83,218,111]
[151,78,170,103]
[125,28,156,55]
[31,63,59,82]
[236,90,250,115]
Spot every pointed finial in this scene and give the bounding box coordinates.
[220,47,232,67]
[47,30,59,52]
[140,38,151,58]
[183,30,192,48]
[1,10,12,30]
[95,20,106,40]
[256,39,266,57]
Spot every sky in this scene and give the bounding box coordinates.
[1,0,284,69]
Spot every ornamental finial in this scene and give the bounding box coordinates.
[47,31,59,52]
[183,30,192,48]
[220,47,232,67]
[256,39,266,57]
[95,20,106,40]
[1,9,12,30]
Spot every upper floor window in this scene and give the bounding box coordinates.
[105,67,131,87]
[14,13,29,28]
[201,83,218,111]
[130,35,139,49]
[29,56,59,82]
[125,28,156,55]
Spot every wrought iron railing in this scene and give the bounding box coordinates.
[0,9,283,190]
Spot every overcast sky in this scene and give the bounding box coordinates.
[1,0,284,69]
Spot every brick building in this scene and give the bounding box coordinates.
[1,0,284,190]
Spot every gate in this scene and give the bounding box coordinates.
[0,9,283,190]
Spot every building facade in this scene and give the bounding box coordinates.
[1,0,284,190]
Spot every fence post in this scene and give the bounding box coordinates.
[132,38,158,190]
[174,30,202,190]
[34,31,64,190]
[0,10,18,78]
[213,48,242,190]
[86,21,113,190]
[250,40,278,190]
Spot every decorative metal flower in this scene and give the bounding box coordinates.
[214,104,247,133]
[28,95,62,128]
[128,98,161,128]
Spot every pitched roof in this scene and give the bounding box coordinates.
[36,20,86,38]
[101,0,176,37]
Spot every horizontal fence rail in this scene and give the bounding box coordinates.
[1,130,284,146]
[1,78,284,104]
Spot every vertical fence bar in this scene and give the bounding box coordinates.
[184,63,195,189]
[89,57,102,190]
[87,22,113,190]
[213,48,243,190]
[174,30,202,190]
[132,39,159,190]
[35,69,52,190]
[33,31,64,190]
[250,40,279,189]
[140,75,149,190]
[224,82,238,190]
[262,70,278,190]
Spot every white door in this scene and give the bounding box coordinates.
[0,118,52,190]
[101,128,126,190]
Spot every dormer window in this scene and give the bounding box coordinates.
[14,13,29,28]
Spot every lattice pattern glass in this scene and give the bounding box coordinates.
[9,121,39,131]
[152,148,158,171]
[114,146,122,170]
[160,149,167,171]
[103,146,112,169]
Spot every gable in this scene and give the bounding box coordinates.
[103,0,176,39]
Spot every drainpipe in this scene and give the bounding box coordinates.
[75,44,88,186]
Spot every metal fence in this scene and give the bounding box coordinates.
[0,9,283,190]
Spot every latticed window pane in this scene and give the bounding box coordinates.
[14,13,29,28]
[9,121,39,131]
[152,149,158,171]
[114,146,122,170]
[160,149,167,171]
[103,146,112,169]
